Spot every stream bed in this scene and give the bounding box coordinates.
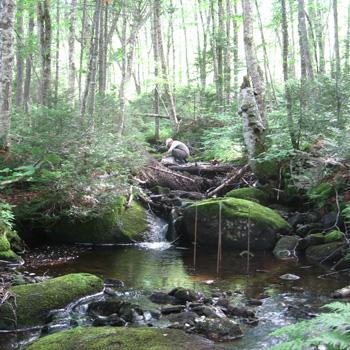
[2,242,350,350]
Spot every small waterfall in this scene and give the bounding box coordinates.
[136,212,171,251]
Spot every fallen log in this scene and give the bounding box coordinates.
[167,164,237,175]
[206,164,250,198]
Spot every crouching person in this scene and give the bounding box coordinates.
[165,138,190,164]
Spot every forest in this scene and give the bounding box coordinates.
[1,0,350,349]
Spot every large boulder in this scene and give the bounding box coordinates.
[0,273,103,329]
[17,195,149,244]
[225,187,271,205]
[306,242,344,263]
[26,326,221,350]
[183,198,290,250]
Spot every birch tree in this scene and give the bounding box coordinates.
[0,0,17,150]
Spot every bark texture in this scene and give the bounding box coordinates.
[0,0,17,149]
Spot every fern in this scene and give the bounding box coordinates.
[269,302,350,350]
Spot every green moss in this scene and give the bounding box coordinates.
[225,187,270,204]
[0,273,103,329]
[27,327,215,350]
[0,235,11,251]
[324,230,343,242]
[188,197,290,231]
[43,196,148,244]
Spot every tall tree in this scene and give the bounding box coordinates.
[0,0,17,150]
[68,0,77,102]
[54,0,60,105]
[298,0,313,80]
[15,1,25,109]
[80,0,101,126]
[37,0,52,107]
[233,0,239,100]
[345,4,350,75]
[281,0,297,148]
[23,16,34,113]
[242,0,266,127]
[333,0,341,125]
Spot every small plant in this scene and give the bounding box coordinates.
[0,201,15,231]
[269,302,350,350]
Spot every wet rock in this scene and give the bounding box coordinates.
[332,285,350,298]
[91,314,126,327]
[195,318,243,341]
[104,279,124,288]
[183,198,290,251]
[167,311,198,326]
[321,212,341,227]
[191,305,226,319]
[88,300,123,316]
[118,302,143,322]
[279,273,300,281]
[296,223,324,237]
[306,242,344,263]
[246,299,263,306]
[215,298,230,308]
[169,287,199,304]
[150,292,176,305]
[0,273,104,330]
[161,305,186,315]
[300,233,325,249]
[291,286,304,292]
[104,288,116,296]
[273,235,300,259]
[224,305,255,319]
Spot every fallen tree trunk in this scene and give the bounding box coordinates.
[167,164,237,175]
[206,164,250,197]
[137,160,206,192]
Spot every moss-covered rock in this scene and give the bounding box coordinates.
[225,187,270,205]
[18,196,149,244]
[273,235,300,259]
[0,273,103,329]
[26,326,219,350]
[0,225,23,262]
[324,230,343,243]
[183,198,290,251]
[306,242,344,263]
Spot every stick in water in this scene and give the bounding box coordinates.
[193,205,198,268]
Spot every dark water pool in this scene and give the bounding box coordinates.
[2,243,350,349]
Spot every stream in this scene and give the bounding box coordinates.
[1,215,350,349]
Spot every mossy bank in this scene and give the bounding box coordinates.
[0,273,103,329]
[15,195,148,244]
[26,326,220,350]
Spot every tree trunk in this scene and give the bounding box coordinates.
[78,0,87,102]
[0,0,16,150]
[242,0,266,127]
[224,0,232,107]
[255,0,277,105]
[298,0,313,80]
[15,6,24,109]
[239,77,266,168]
[37,0,52,107]
[80,0,101,126]
[154,0,178,131]
[233,0,239,101]
[333,0,341,125]
[345,4,350,75]
[54,0,60,105]
[98,2,105,96]
[68,0,77,103]
[281,0,297,149]
[179,0,190,84]
[152,2,160,140]
[23,17,34,114]
[315,0,325,74]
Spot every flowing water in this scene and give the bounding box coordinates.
[1,215,350,349]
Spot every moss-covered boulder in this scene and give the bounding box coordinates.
[273,235,300,259]
[48,197,148,244]
[225,187,270,205]
[0,273,103,329]
[26,326,220,350]
[0,225,24,262]
[183,198,290,251]
[18,196,149,244]
[306,242,344,263]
